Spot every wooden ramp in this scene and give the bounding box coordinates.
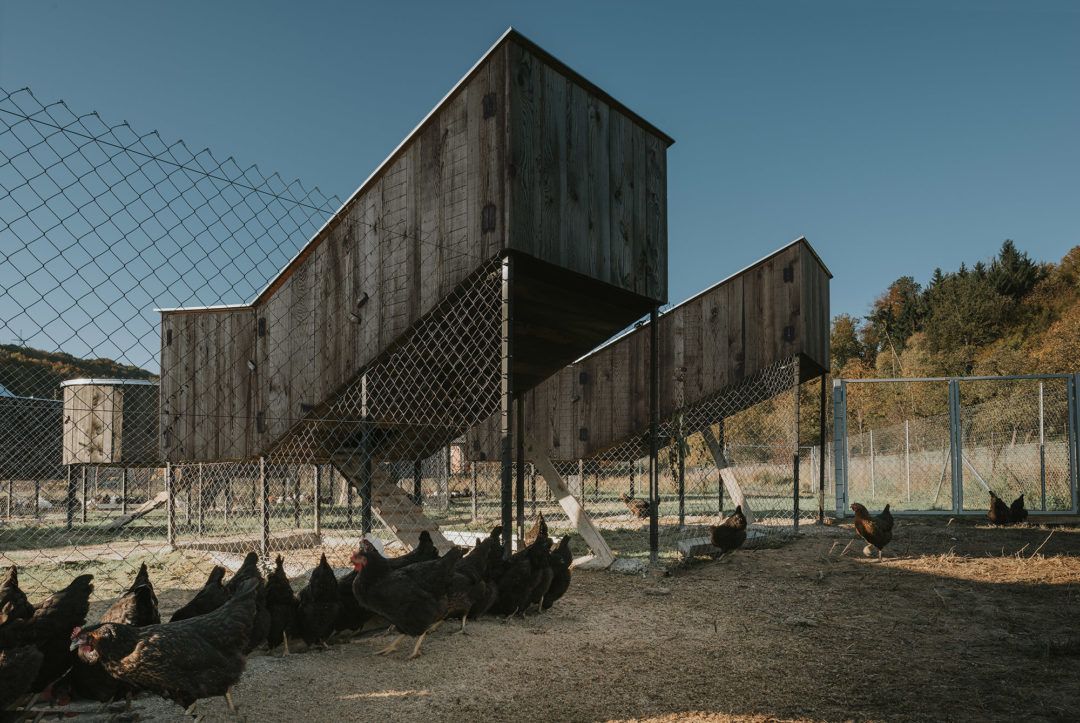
[332,456,453,553]
[103,491,168,530]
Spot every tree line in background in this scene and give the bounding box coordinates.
[815,241,1080,445]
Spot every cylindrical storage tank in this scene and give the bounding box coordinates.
[62,379,159,465]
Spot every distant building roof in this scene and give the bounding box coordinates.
[0,383,14,397]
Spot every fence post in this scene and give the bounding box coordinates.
[1039,381,1046,511]
[516,400,525,541]
[313,464,322,537]
[832,379,847,516]
[165,462,175,547]
[5,480,11,519]
[717,419,725,514]
[904,420,911,503]
[818,375,827,524]
[292,466,301,529]
[499,254,515,559]
[792,358,801,532]
[648,305,660,562]
[443,445,452,514]
[197,462,204,536]
[470,462,478,523]
[81,466,88,523]
[868,430,875,500]
[948,379,963,513]
[259,456,269,558]
[530,463,537,518]
[1069,374,1079,513]
[65,466,75,529]
[577,458,585,512]
[359,411,373,536]
[121,467,128,515]
[677,413,686,529]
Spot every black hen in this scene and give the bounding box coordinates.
[0,565,34,622]
[988,491,1011,525]
[297,553,340,648]
[0,574,93,694]
[0,645,44,707]
[387,530,440,570]
[102,563,160,626]
[350,540,462,659]
[70,580,258,714]
[446,533,500,631]
[710,505,748,555]
[543,536,573,610]
[225,552,270,653]
[490,537,552,617]
[333,569,371,636]
[1009,493,1029,524]
[265,555,298,654]
[64,564,160,703]
[170,566,228,622]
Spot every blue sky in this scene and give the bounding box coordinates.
[1,0,1078,339]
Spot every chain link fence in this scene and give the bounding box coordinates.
[834,375,1080,516]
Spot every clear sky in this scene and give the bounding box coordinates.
[2,0,1078,323]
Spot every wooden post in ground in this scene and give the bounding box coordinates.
[121,467,128,515]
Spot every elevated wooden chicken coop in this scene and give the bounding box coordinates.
[62,379,159,466]
[465,238,831,562]
[158,28,673,555]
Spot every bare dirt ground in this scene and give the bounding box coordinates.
[101,518,1080,722]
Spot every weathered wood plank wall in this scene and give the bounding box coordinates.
[159,32,672,463]
[466,239,831,462]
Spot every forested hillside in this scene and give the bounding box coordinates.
[0,344,155,399]
[831,241,1080,379]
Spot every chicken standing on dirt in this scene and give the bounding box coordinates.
[0,565,34,622]
[710,505,748,555]
[0,573,93,695]
[102,563,160,627]
[543,536,573,610]
[70,579,259,716]
[988,491,1011,526]
[620,493,651,519]
[0,644,43,707]
[170,566,228,622]
[297,554,339,649]
[265,556,298,654]
[225,552,271,653]
[490,537,553,617]
[851,503,894,561]
[64,563,160,702]
[350,540,463,659]
[1009,494,1028,524]
[446,532,500,631]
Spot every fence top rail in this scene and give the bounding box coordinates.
[840,373,1077,384]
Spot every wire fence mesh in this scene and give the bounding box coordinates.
[836,375,1079,515]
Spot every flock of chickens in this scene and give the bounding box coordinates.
[0,518,572,718]
[0,489,1031,718]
